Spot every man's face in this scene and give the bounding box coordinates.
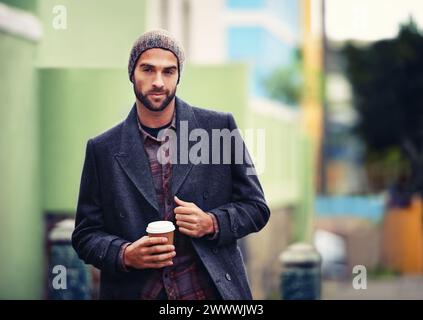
[132,48,179,112]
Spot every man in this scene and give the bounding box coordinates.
[72,29,270,300]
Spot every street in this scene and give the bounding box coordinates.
[322,276,423,300]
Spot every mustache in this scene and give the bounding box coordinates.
[148,89,167,94]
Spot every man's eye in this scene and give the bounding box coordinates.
[142,68,152,72]
[164,70,174,75]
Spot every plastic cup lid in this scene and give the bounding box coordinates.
[146,221,175,234]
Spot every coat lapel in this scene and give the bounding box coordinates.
[172,97,198,195]
[114,105,160,214]
[114,98,198,215]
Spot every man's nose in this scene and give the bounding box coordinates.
[152,72,164,88]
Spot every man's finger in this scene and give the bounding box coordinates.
[132,235,149,247]
[179,227,197,238]
[133,236,166,248]
[143,261,173,269]
[143,236,168,247]
[175,213,197,223]
[144,244,175,255]
[176,220,195,230]
[174,196,196,208]
[174,206,197,215]
[144,251,176,263]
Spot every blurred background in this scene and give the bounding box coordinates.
[1,0,423,300]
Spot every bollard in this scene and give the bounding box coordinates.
[279,243,322,300]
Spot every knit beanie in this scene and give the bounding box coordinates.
[128,29,185,83]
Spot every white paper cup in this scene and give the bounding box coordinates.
[146,221,175,245]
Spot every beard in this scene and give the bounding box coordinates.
[133,84,176,112]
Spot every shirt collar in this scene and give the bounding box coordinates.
[137,109,176,142]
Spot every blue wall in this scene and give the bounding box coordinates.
[225,0,300,100]
[228,26,294,97]
[315,196,385,222]
[227,0,265,9]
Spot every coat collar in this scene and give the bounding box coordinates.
[114,97,198,217]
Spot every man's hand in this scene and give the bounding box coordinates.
[174,196,214,238]
[123,236,176,269]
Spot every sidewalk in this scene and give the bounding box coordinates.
[322,276,423,300]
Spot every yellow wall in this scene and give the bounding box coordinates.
[382,197,423,274]
[300,0,324,192]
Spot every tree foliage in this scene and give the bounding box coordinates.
[343,20,423,193]
[263,49,303,106]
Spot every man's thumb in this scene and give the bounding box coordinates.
[174,196,192,207]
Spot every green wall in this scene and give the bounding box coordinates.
[36,0,147,68]
[294,135,315,242]
[0,31,42,299]
[39,68,133,211]
[178,64,249,127]
[246,113,301,208]
[37,0,149,212]
[0,0,37,12]
[0,0,150,298]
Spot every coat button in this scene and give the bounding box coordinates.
[225,273,231,281]
[212,248,218,254]
[119,212,125,218]
[203,191,209,199]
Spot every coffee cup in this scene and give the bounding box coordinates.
[146,221,175,245]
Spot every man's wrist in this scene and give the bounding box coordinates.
[207,213,215,235]
[205,212,219,240]
[120,242,131,271]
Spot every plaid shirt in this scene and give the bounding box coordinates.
[124,111,220,300]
